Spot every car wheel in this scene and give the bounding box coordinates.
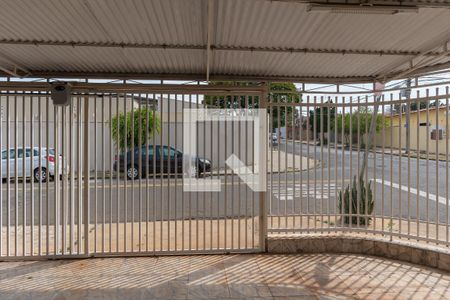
[34,167,48,182]
[126,165,139,180]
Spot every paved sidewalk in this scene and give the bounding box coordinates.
[289,139,449,162]
[0,253,449,299]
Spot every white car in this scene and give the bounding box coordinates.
[1,147,64,182]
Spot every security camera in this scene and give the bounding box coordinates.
[51,82,72,106]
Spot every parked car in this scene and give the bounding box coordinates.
[1,147,64,182]
[113,145,212,180]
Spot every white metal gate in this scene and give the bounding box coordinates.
[0,82,267,259]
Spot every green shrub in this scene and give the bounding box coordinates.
[338,176,374,225]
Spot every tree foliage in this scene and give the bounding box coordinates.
[203,81,301,129]
[332,108,389,146]
[308,101,337,137]
[110,107,161,153]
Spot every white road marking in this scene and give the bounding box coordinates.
[373,178,448,205]
[271,184,339,201]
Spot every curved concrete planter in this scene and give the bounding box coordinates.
[268,235,450,272]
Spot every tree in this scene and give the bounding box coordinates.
[333,108,388,147]
[410,101,428,111]
[110,107,161,153]
[203,81,301,130]
[308,100,337,140]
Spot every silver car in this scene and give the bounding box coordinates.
[1,147,63,182]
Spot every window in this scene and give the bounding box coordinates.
[431,129,443,140]
[16,149,24,158]
[25,149,32,158]
[162,146,177,158]
[1,150,6,160]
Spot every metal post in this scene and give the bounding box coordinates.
[83,96,90,255]
[259,83,268,251]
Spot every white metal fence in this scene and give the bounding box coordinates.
[0,80,449,260]
[0,82,266,259]
[268,87,450,247]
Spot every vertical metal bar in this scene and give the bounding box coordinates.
[130,94,135,252]
[319,97,324,230]
[138,94,142,252]
[269,98,273,231]
[446,87,449,244]
[54,105,59,256]
[426,89,430,240]
[356,97,361,228]
[389,94,394,240]
[277,98,281,229]
[259,88,268,250]
[251,95,256,247]
[14,95,18,256]
[61,102,66,255]
[202,93,206,251]
[160,93,164,251]
[313,96,318,231]
[109,94,113,253]
[292,97,297,231]
[300,101,304,230]
[340,96,345,228]
[115,94,120,253]
[188,94,191,251]
[224,95,228,249]
[22,96,26,256]
[435,88,439,242]
[167,93,171,251]
[398,94,402,237]
[180,94,185,251]
[102,95,106,253]
[69,98,74,254]
[284,104,288,231]
[145,94,149,253]
[209,95,213,250]
[237,96,242,248]
[348,97,353,230]
[334,96,338,230]
[365,95,369,228]
[94,96,97,253]
[216,96,220,249]
[416,90,420,240]
[306,96,310,230]
[0,94,3,256]
[83,96,90,255]
[327,97,331,230]
[174,94,178,251]
[123,93,128,252]
[77,97,81,254]
[381,96,386,234]
[152,93,156,253]
[6,94,10,256]
[244,95,248,249]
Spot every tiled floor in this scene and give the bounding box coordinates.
[0,253,449,299]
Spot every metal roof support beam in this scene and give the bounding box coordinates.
[11,71,375,84]
[0,39,445,57]
[206,0,214,82]
[0,51,31,77]
[379,40,450,82]
[267,0,450,9]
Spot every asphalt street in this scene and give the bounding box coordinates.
[0,141,448,226]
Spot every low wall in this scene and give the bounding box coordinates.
[268,234,450,272]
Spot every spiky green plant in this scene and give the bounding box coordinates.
[338,175,374,225]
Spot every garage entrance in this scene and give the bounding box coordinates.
[0,82,267,259]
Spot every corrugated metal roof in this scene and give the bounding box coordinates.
[0,0,449,82]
